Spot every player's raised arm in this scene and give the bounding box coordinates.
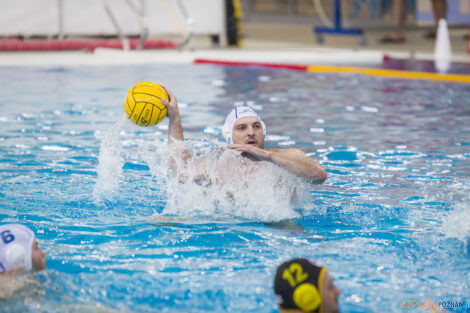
[160,87,193,178]
[161,87,184,144]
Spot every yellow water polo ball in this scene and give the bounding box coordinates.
[124,82,169,127]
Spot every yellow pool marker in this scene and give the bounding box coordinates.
[307,65,470,84]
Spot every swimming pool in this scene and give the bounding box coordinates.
[0,63,469,312]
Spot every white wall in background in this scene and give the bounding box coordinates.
[0,0,225,39]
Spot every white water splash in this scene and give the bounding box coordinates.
[92,122,313,221]
[440,182,470,242]
[442,202,470,242]
[143,139,311,222]
[93,117,125,204]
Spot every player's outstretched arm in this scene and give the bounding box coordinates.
[269,148,326,184]
[228,145,327,184]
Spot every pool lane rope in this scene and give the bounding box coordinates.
[194,59,470,84]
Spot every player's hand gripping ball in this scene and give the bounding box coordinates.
[124,82,169,127]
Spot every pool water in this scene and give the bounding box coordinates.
[0,64,469,312]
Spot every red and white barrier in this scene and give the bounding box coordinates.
[0,38,177,52]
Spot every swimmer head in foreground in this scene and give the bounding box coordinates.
[0,223,46,273]
[0,223,46,298]
[274,258,341,313]
[162,87,327,184]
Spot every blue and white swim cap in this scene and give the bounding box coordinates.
[222,106,266,143]
[0,224,35,272]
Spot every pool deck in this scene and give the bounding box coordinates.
[0,20,469,67]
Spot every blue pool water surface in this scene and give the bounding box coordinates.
[0,64,469,312]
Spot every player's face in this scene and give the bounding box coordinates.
[232,116,264,148]
[31,238,46,271]
[322,270,341,313]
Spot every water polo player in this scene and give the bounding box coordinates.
[162,86,326,184]
[274,258,341,313]
[0,224,46,273]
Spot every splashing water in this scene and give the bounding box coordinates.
[94,125,313,221]
[441,183,470,243]
[443,203,470,241]
[93,117,125,204]
[143,139,312,222]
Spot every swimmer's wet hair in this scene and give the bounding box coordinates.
[274,258,326,313]
[222,106,266,143]
[0,224,35,272]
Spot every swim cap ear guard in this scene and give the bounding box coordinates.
[274,258,326,313]
[222,106,266,144]
[0,224,35,272]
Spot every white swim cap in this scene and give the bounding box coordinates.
[0,224,35,272]
[222,106,266,143]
